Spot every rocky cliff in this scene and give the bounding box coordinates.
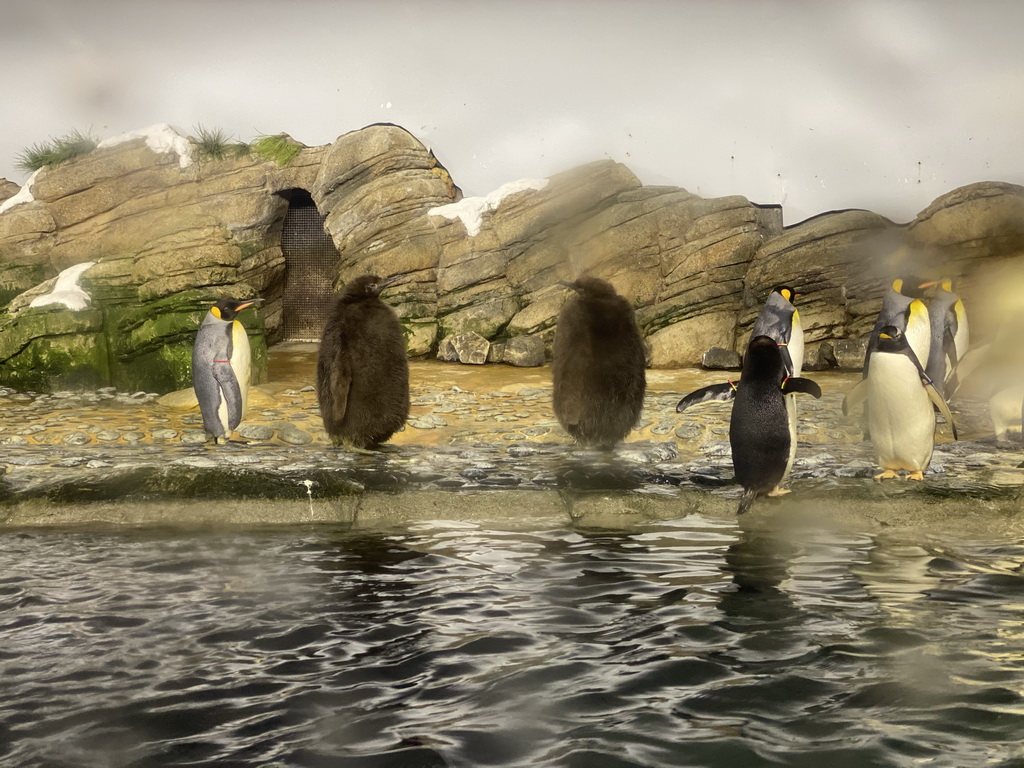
[1,122,1022,392]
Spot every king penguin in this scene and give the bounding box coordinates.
[922,278,969,398]
[192,297,263,443]
[863,277,932,376]
[317,274,409,449]
[676,335,822,514]
[552,276,646,449]
[750,285,804,487]
[843,324,958,480]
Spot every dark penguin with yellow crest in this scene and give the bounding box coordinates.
[317,274,409,449]
[677,335,821,514]
[552,276,646,449]
[192,297,263,443]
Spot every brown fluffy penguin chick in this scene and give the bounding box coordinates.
[552,276,646,449]
[317,274,409,449]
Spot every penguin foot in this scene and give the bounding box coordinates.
[906,471,925,481]
[873,469,900,480]
[767,488,792,497]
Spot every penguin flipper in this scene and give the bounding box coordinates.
[782,377,822,398]
[737,488,757,515]
[213,363,244,431]
[675,382,737,413]
[924,380,958,441]
[842,380,868,416]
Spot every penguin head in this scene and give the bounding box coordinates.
[210,297,262,321]
[893,276,928,299]
[742,335,786,378]
[561,276,618,300]
[771,286,799,304]
[341,274,402,301]
[876,324,909,352]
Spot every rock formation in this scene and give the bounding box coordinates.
[1,121,1023,393]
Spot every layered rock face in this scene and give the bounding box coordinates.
[1,121,1023,393]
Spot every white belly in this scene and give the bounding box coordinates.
[990,385,1024,438]
[789,315,804,377]
[232,320,252,415]
[906,313,931,370]
[867,353,935,471]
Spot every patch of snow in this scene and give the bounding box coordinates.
[97,123,193,169]
[428,178,548,237]
[29,261,97,311]
[0,169,42,215]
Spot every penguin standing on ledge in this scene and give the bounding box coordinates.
[317,274,409,449]
[921,278,969,398]
[843,324,958,480]
[552,276,646,450]
[676,335,822,514]
[751,285,804,488]
[192,297,263,443]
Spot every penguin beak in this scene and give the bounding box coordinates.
[918,280,938,289]
[559,280,579,292]
[234,298,263,312]
[380,274,404,289]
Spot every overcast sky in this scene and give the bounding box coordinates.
[3,0,1023,224]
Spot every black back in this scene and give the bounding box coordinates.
[552,277,646,449]
[316,275,409,448]
[730,336,790,494]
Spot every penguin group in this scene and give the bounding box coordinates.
[191,268,1002,516]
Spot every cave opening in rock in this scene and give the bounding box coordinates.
[277,188,340,342]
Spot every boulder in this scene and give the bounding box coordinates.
[438,332,489,365]
[701,346,741,370]
[828,338,868,370]
[648,312,736,368]
[0,179,19,205]
[503,336,545,367]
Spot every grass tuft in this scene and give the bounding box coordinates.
[250,133,302,166]
[231,141,252,159]
[194,124,232,161]
[16,129,98,172]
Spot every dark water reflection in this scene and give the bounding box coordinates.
[2,517,1024,767]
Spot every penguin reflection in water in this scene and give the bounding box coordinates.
[552,277,646,449]
[676,336,822,514]
[843,325,958,480]
[317,274,409,450]
[192,297,263,443]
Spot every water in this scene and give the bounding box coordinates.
[2,517,1024,767]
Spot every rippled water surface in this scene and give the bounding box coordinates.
[3,516,1024,767]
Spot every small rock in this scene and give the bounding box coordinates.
[675,424,701,439]
[802,345,834,371]
[504,336,545,367]
[831,338,868,370]
[278,427,312,445]
[86,460,112,469]
[701,347,742,370]
[409,419,436,430]
[151,429,179,440]
[56,457,89,467]
[19,425,46,435]
[0,435,28,445]
[97,387,117,394]
[5,455,48,466]
[487,342,506,364]
[63,432,92,446]
[175,457,217,468]
[123,431,145,442]
[180,429,209,445]
[96,431,121,441]
[238,424,275,441]
[299,385,315,393]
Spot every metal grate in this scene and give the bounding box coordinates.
[280,195,340,341]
